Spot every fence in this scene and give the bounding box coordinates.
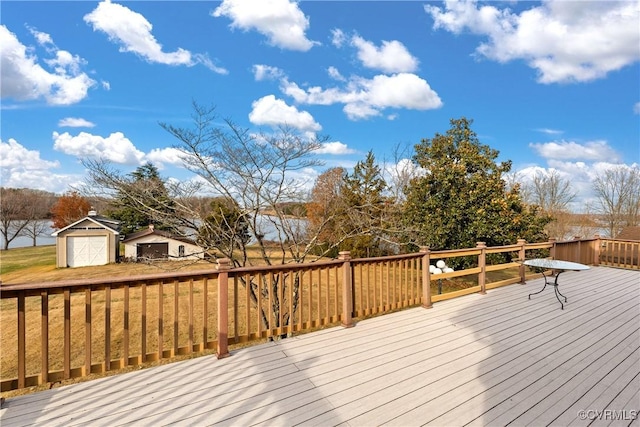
[1,236,636,392]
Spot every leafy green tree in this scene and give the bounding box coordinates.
[108,163,176,234]
[403,118,550,267]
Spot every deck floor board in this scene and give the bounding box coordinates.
[1,266,638,426]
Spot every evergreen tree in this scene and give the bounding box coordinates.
[403,118,550,266]
[108,163,176,234]
[339,151,390,258]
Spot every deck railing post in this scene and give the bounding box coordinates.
[517,239,526,284]
[476,242,487,294]
[549,238,557,259]
[420,246,432,308]
[339,251,354,328]
[217,258,231,359]
[594,234,601,266]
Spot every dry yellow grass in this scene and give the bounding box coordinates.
[1,245,229,285]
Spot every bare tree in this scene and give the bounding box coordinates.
[20,190,57,246]
[158,103,329,265]
[306,167,348,256]
[383,143,421,203]
[526,170,577,239]
[592,165,640,237]
[82,103,330,331]
[0,188,54,250]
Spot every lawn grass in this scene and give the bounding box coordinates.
[0,245,57,278]
[0,245,257,285]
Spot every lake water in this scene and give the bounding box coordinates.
[1,216,307,250]
[0,220,57,249]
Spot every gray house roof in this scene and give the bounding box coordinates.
[121,225,198,246]
[615,226,640,241]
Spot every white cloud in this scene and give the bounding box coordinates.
[516,162,593,209]
[314,141,355,155]
[249,95,321,131]
[253,64,284,81]
[425,0,640,84]
[331,28,346,48]
[327,66,345,82]
[1,138,59,171]
[193,53,229,74]
[0,138,81,193]
[145,147,186,168]
[213,0,318,51]
[53,131,145,165]
[529,140,620,162]
[85,0,227,73]
[282,73,442,120]
[634,102,640,115]
[58,117,95,128]
[27,26,54,48]
[536,128,563,136]
[351,35,419,73]
[0,25,96,105]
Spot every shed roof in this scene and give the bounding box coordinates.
[51,213,121,236]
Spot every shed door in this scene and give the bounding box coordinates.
[67,236,108,267]
[137,243,168,259]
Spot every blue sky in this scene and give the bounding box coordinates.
[1,0,639,209]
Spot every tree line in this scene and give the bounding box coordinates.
[2,108,638,259]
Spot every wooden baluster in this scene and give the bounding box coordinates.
[173,280,179,357]
[104,287,110,371]
[41,290,49,383]
[84,288,90,376]
[202,278,208,348]
[64,289,71,378]
[158,281,163,360]
[124,285,129,367]
[189,279,194,353]
[18,293,26,389]
[141,283,147,362]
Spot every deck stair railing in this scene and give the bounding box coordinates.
[1,236,637,392]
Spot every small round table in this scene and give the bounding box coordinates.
[523,259,590,310]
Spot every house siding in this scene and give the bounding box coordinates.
[123,235,203,261]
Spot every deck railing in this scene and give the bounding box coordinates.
[1,236,637,392]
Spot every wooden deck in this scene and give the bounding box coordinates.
[2,266,639,426]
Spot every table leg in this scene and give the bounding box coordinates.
[553,272,567,310]
[528,271,567,309]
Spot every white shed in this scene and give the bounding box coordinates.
[122,225,204,261]
[51,211,121,268]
